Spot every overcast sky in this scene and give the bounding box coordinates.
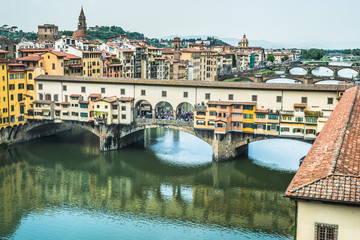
[2,0,360,46]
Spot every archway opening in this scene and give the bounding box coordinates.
[155,101,173,120]
[176,102,194,122]
[265,78,302,84]
[289,67,307,75]
[338,68,358,79]
[135,100,153,119]
[311,67,333,77]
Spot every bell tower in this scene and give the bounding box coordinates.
[173,37,181,60]
[78,6,87,32]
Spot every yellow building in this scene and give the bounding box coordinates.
[181,49,217,81]
[0,50,9,128]
[40,51,66,75]
[81,51,102,77]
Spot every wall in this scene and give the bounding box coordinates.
[297,201,360,240]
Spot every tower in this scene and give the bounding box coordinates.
[78,6,87,32]
[72,7,87,39]
[173,37,181,60]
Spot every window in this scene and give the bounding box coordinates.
[18,94,23,102]
[18,84,24,90]
[54,94,59,102]
[105,105,108,109]
[9,84,15,90]
[220,105,226,109]
[209,111,217,116]
[295,117,303,122]
[232,113,241,117]
[27,84,34,90]
[256,114,265,119]
[80,113,88,117]
[101,88,105,94]
[20,105,24,114]
[205,93,210,100]
[81,86,86,93]
[196,120,205,125]
[20,73,24,79]
[52,63,55,70]
[243,105,253,110]
[315,223,338,240]
[63,85,67,91]
[121,106,126,111]
[252,95,257,102]
[183,92,188,98]
[121,114,126,119]
[276,96,282,102]
[162,91,167,97]
[141,90,146,96]
[268,114,278,120]
[328,97,333,105]
[121,89,125,95]
[29,73,33,80]
[38,83,43,90]
[301,97,307,104]
[11,105,14,112]
[10,95,13,101]
[45,94,51,101]
[39,93,43,100]
[228,94,233,100]
[9,74,14,80]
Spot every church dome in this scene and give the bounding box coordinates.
[240,34,248,44]
[72,29,87,39]
[239,34,249,47]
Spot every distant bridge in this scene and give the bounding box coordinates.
[219,63,360,83]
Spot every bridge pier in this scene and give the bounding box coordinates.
[100,128,145,151]
[212,132,250,162]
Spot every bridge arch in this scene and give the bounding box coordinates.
[135,99,153,118]
[155,101,174,120]
[264,78,304,84]
[337,68,358,79]
[311,67,334,77]
[288,67,308,75]
[175,102,194,121]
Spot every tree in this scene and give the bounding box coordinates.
[267,54,275,63]
[281,56,289,62]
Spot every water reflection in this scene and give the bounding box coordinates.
[0,129,297,239]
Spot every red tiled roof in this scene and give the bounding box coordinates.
[61,102,70,105]
[294,103,307,108]
[70,94,81,97]
[89,93,101,98]
[0,50,8,53]
[207,101,256,106]
[119,97,134,102]
[19,49,49,53]
[17,54,42,61]
[255,109,268,113]
[285,86,360,204]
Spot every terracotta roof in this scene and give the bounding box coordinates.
[19,49,49,53]
[119,97,134,102]
[0,50,8,53]
[0,59,9,63]
[61,102,70,105]
[89,93,102,98]
[17,54,42,61]
[207,101,256,106]
[255,109,268,113]
[285,86,360,204]
[72,29,87,38]
[79,100,89,104]
[70,94,81,98]
[294,103,307,108]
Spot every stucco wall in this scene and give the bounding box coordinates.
[297,201,360,240]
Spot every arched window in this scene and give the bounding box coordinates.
[28,73,33,80]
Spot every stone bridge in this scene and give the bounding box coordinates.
[0,118,314,162]
[219,63,360,83]
[235,73,354,84]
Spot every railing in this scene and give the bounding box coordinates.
[135,118,193,127]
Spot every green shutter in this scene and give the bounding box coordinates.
[276,126,279,131]
[253,124,257,129]
[281,127,284,132]
[267,125,270,131]
[301,129,304,133]
[263,125,266,130]
[293,128,295,133]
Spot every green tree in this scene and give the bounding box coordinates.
[281,56,289,62]
[267,54,275,63]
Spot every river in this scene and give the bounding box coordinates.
[0,128,312,239]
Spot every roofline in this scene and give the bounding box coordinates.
[284,194,360,207]
[34,75,351,92]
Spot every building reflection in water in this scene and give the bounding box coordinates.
[0,128,295,239]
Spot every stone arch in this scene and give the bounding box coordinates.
[135,99,153,118]
[288,67,308,75]
[337,68,358,79]
[175,102,194,121]
[155,101,174,120]
[311,66,334,77]
[264,78,304,84]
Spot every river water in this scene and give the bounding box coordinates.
[0,128,312,240]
